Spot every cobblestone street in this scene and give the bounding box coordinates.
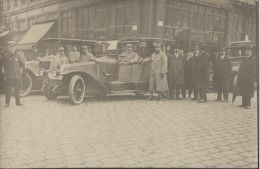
[0,92,258,168]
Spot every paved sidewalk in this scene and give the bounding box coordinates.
[0,92,258,168]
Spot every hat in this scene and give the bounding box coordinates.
[154,42,161,48]
[192,46,199,51]
[58,47,65,51]
[126,44,133,47]
[82,46,88,49]
[8,41,16,46]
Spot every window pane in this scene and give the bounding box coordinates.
[191,4,198,11]
[96,11,101,28]
[166,0,172,6]
[191,12,198,30]
[213,16,219,31]
[101,11,107,27]
[62,18,67,33]
[117,8,124,26]
[89,13,95,28]
[108,10,116,26]
[165,7,173,26]
[213,32,218,44]
[198,13,205,31]
[220,16,225,32]
[173,8,181,27]
[173,0,182,8]
[124,2,132,25]
[205,32,212,43]
[182,10,189,29]
[238,14,244,32]
[68,13,72,32]
[206,7,213,14]
[182,2,189,9]
[117,0,125,7]
[206,15,213,31]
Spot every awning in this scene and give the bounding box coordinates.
[17,22,55,49]
[0,31,9,38]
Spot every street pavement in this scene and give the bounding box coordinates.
[0,91,258,168]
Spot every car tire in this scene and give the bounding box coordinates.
[135,92,146,96]
[68,75,85,105]
[20,72,33,97]
[43,88,58,100]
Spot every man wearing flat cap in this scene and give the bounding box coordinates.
[235,46,256,109]
[1,41,24,107]
[80,45,94,62]
[168,44,184,100]
[213,46,232,102]
[142,42,168,101]
[119,43,140,64]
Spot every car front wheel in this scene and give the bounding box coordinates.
[68,75,86,105]
[20,72,33,97]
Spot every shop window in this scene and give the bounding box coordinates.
[166,0,172,6]
[182,2,189,9]
[28,18,34,29]
[95,11,102,28]
[174,9,182,27]
[101,11,107,27]
[14,0,18,8]
[89,12,95,29]
[62,11,72,33]
[173,0,182,8]
[238,14,244,32]
[220,16,225,32]
[124,3,132,25]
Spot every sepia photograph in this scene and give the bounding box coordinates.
[0,0,258,168]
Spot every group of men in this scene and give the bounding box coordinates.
[141,42,256,109]
[0,40,256,109]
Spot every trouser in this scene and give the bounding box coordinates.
[199,88,207,101]
[5,79,21,105]
[216,83,229,100]
[169,84,182,99]
[181,86,192,98]
[242,96,251,107]
[193,88,198,99]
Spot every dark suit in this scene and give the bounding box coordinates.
[214,55,232,100]
[182,57,192,98]
[236,55,256,106]
[191,55,200,99]
[1,51,25,105]
[197,51,210,101]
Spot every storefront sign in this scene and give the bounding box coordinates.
[132,25,137,31]
[158,20,164,26]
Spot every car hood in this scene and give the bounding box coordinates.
[59,61,97,75]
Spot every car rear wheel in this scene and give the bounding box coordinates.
[68,75,85,105]
[20,72,32,97]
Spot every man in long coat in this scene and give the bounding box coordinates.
[197,46,210,103]
[168,44,184,100]
[1,41,25,107]
[214,46,232,102]
[182,49,192,99]
[142,43,168,101]
[236,46,256,109]
[191,46,200,100]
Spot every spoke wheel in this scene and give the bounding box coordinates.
[68,75,85,105]
[20,72,33,97]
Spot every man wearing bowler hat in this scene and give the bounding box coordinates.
[214,46,232,102]
[235,46,256,109]
[1,41,24,107]
[119,43,140,64]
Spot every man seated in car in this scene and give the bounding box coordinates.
[50,47,69,70]
[80,46,94,62]
[68,45,80,63]
[118,43,140,64]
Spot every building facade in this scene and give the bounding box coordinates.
[0,0,257,49]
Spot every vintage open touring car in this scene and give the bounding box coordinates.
[20,38,97,96]
[42,37,174,104]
